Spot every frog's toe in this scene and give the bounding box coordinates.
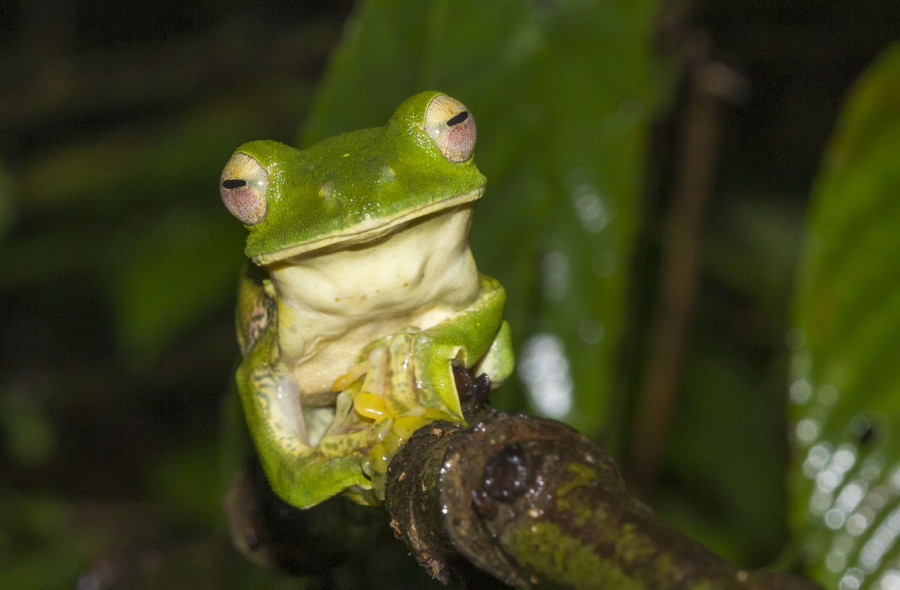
[353,391,390,420]
[331,361,369,391]
[332,344,390,393]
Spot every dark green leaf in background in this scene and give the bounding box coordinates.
[0,160,14,237]
[789,42,900,589]
[112,209,243,362]
[302,0,660,438]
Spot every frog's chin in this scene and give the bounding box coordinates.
[251,188,483,266]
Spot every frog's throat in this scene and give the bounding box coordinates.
[251,188,483,266]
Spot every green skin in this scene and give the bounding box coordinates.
[221,92,514,508]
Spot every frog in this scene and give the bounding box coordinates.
[220,92,514,508]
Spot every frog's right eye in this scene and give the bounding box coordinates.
[424,94,477,163]
[220,152,269,225]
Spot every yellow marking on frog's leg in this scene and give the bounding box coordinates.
[331,335,390,392]
[341,332,416,422]
[391,415,431,441]
[350,343,397,420]
[327,326,476,501]
[350,335,419,496]
[353,391,389,420]
[361,333,467,499]
[331,362,367,391]
[366,442,391,495]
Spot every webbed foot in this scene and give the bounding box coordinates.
[330,331,464,498]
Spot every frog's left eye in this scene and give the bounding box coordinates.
[424,94,477,163]
[220,152,269,226]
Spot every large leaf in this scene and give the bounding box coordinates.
[302,0,659,437]
[789,43,900,589]
[0,160,13,237]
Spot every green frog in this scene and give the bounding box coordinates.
[220,92,513,508]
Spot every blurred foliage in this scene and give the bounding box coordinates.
[303,0,659,437]
[625,5,900,573]
[0,160,13,237]
[789,43,900,590]
[0,0,899,588]
[0,7,348,588]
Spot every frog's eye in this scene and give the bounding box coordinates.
[220,152,269,226]
[424,94,477,163]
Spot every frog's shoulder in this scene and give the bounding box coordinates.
[236,262,275,357]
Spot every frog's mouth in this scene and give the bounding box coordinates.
[252,188,483,266]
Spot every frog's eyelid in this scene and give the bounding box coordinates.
[447,111,469,126]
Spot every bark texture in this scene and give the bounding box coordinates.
[386,412,821,590]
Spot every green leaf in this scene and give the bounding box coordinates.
[303,0,660,438]
[112,207,244,361]
[789,43,900,589]
[0,160,14,238]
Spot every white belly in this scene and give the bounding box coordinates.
[268,204,480,401]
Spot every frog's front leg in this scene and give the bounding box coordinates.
[335,275,515,498]
[237,327,380,508]
[411,274,514,414]
[337,275,512,432]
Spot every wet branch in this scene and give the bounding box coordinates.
[385,412,821,590]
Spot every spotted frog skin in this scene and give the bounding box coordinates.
[220,92,514,508]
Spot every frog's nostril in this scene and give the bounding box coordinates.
[223,178,247,189]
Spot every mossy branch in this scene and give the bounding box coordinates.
[384,412,821,590]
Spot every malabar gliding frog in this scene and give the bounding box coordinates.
[220,92,513,508]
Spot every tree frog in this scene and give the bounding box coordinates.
[220,92,514,508]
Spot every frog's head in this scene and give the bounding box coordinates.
[220,92,486,266]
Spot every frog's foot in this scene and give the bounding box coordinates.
[330,332,463,499]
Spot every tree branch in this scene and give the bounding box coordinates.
[386,412,820,590]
